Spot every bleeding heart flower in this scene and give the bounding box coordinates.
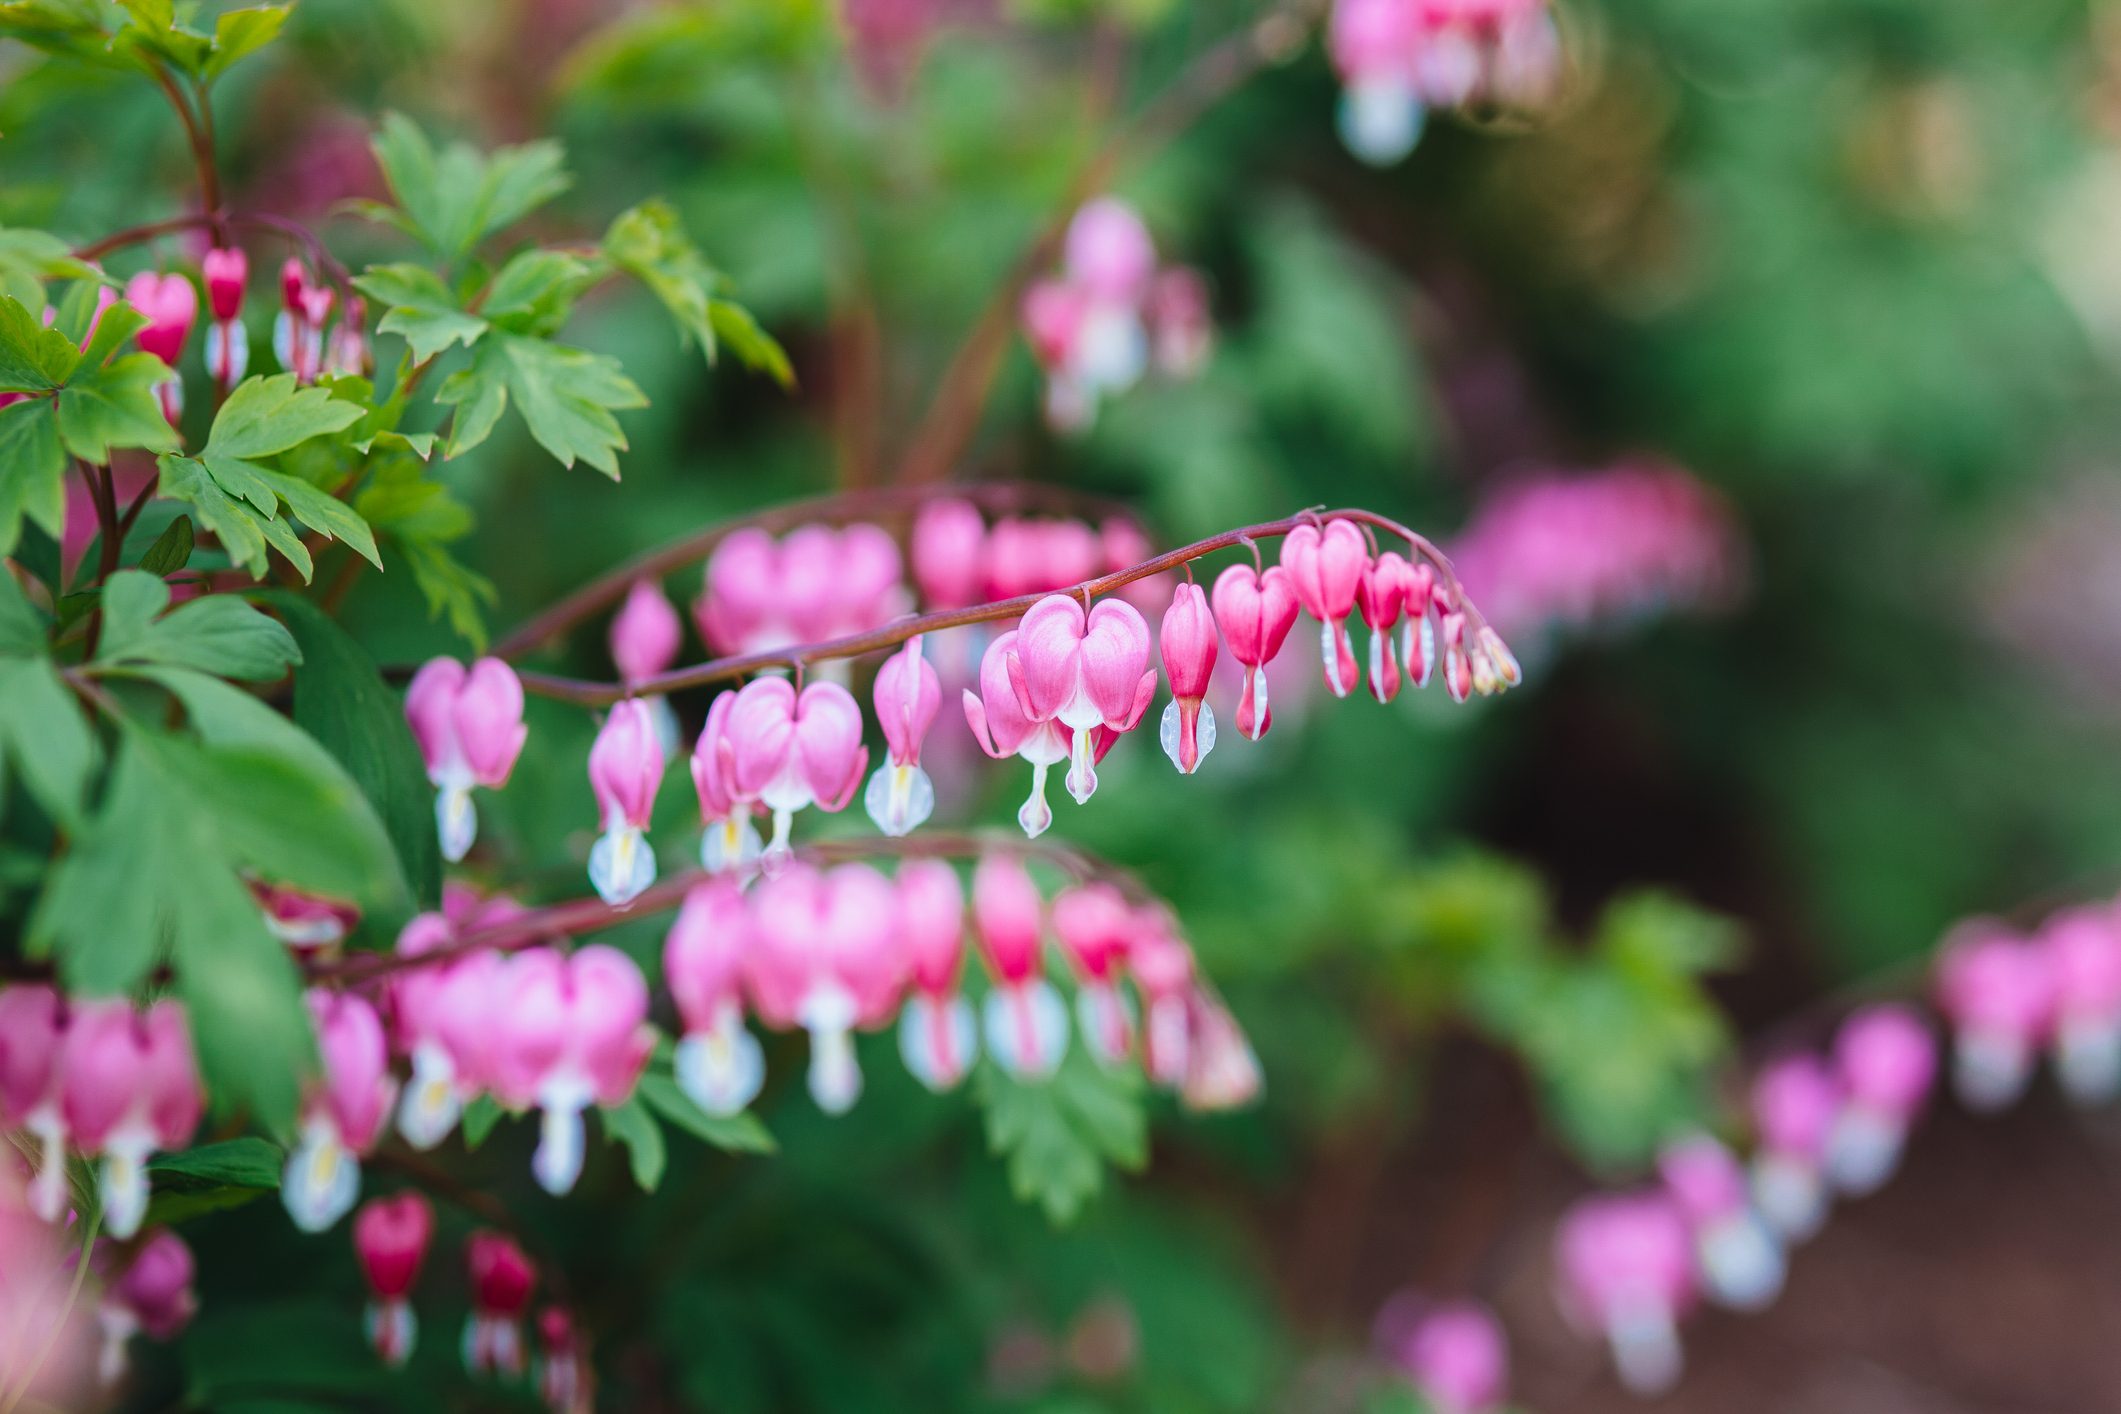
[912,498,987,611]
[865,636,941,837]
[1009,594,1157,804]
[963,630,1071,839]
[1553,1192,1695,1396]
[487,947,654,1195]
[59,999,202,1239]
[1748,1054,1840,1243]
[464,1231,536,1377]
[1051,883,1137,1066]
[124,271,196,424]
[1158,580,1219,774]
[744,863,908,1113]
[1128,912,1196,1087]
[284,990,398,1234]
[96,1228,195,1388]
[405,657,528,864]
[896,860,977,1092]
[0,985,70,1223]
[1658,1135,1785,1312]
[972,853,1067,1079]
[718,676,868,860]
[588,699,667,906]
[1280,520,1369,698]
[1358,552,1415,703]
[355,1193,433,1367]
[1209,563,1299,740]
[1936,922,2056,1112]
[691,691,763,875]
[665,880,764,1117]
[2041,904,2121,1105]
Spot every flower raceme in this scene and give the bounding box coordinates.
[588,699,667,905]
[406,656,529,864]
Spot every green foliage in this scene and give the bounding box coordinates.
[95,570,301,681]
[0,0,287,81]
[364,112,571,264]
[602,1095,668,1191]
[639,1071,777,1155]
[974,1045,1147,1225]
[434,331,647,476]
[603,199,794,383]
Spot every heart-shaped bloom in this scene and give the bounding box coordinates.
[1358,552,1415,703]
[488,947,655,1195]
[271,258,332,383]
[1398,560,1440,689]
[1147,268,1213,379]
[405,657,528,864]
[972,853,1067,1079]
[1158,582,1219,774]
[985,518,1102,600]
[96,1228,196,1387]
[1658,1135,1784,1312]
[1064,198,1156,305]
[1378,1298,1508,1414]
[125,271,196,423]
[719,677,868,859]
[963,630,1072,838]
[1747,1054,1840,1243]
[690,691,762,875]
[59,1000,202,1239]
[1936,923,2056,1112]
[1210,563,1299,740]
[696,524,909,654]
[1553,1192,1695,1396]
[2042,904,2121,1104]
[912,498,987,610]
[745,863,909,1113]
[896,860,977,1092]
[1825,1004,1935,1195]
[665,880,763,1117]
[1280,521,1370,698]
[538,1306,585,1413]
[254,881,360,954]
[355,1193,433,1366]
[201,247,250,390]
[1010,594,1157,804]
[1127,912,1196,1087]
[610,579,683,685]
[1179,989,1263,1111]
[697,528,783,654]
[0,985,69,1222]
[284,990,398,1233]
[588,699,667,905]
[386,906,520,1150]
[865,637,941,837]
[464,1231,536,1377]
[1052,883,1137,1066]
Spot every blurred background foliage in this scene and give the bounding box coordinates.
[8,0,2121,1407]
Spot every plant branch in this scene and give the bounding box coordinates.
[510,507,1477,707]
[74,211,351,292]
[489,480,1138,662]
[146,63,224,244]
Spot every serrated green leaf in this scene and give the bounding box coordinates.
[480,249,594,336]
[96,585,301,681]
[601,1096,667,1191]
[205,374,366,460]
[369,113,570,263]
[0,226,97,311]
[0,292,83,392]
[57,351,177,462]
[138,513,193,576]
[0,397,65,556]
[202,4,288,80]
[975,1045,1146,1225]
[637,1072,776,1154]
[353,263,488,363]
[436,332,645,475]
[603,199,719,357]
[157,454,270,577]
[709,299,793,387]
[397,538,495,648]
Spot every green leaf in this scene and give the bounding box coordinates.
[0,291,84,392]
[398,538,496,648]
[57,350,177,462]
[435,332,646,475]
[709,298,794,387]
[975,1045,1146,1225]
[150,1136,283,1190]
[369,113,571,263]
[205,373,368,460]
[0,396,66,556]
[0,564,44,656]
[353,263,488,363]
[27,739,165,994]
[93,571,300,680]
[0,655,96,828]
[460,1094,503,1150]
[600,1096,666,1191]
[637,1072,776,1154]
[0,227,99,312]
[202,4,288,80]
[479,249,594,336]
[601,199,721,357]
[273,595,442,909]
[137,513,194,576]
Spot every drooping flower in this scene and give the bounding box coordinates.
[271,258,334,383]
[1010,593,1157,804]
[1357,552,1415,703]
[745,863,909,1113]
[405,657,528,864]
[1824,1004,1936,1195]
[387,908,514,1150]
[464,1231,536,1378]
[254,881,360,955]
[609,580,685,754]
[1179,989,1264,1111]
[1748,1054,1840,1243]
[1209,563,1299,740]
[587,699,667,906]
[1398,559,1439,689]
[1051,883,1136,1066]
[695,524,909,655]
[201,246,249,392]
[972,853,1067,1079]
[59,999,203,1239]
[1158,581,1219,774]
[2041,904,2121,1105]
[355,1193,434,1367]
[1146,268,1213,379]
[690,690,763,875]
[0,984,71,1222]
[865,636,941,836]
[1327,0,1562,165]
[1936,922,2056,1112]
[124,270,196,424]
[1552,1192,1695,1396]
[284,990,398,1233]
[1375,1296,1508,1414]
[1128,912,1196,1087]
[911,497,987,611]
[984,517,1102,600]
[1329,0,1427,165]
[1280,521,1370,698]
[1657,1134,1785,1312]
[489,947,654,1195]
[537,1306,587,1414]
[665,880,764,1117]
[95,1229,195,1388]
[963,629,1074,838]
[895,860,978,1092]
[718,677,868,859]
[324,296,371,379]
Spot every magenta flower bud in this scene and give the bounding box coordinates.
[1180,989,1263,1111]
[406,657,528,864]
[283,990,397,1233]
[492,946,654,1194]
[1825,1004,1935,1194]
[1281,520,1369,698]
[97,1227,196,1386]
[866,637,942,837]
[690,691,762,875]
[355,1193,433,1366]
[896,860,976,1092]
[610,580,682,685]
[0,985,69,1223]
[719,677,868,860]
[61,1000,201,1239]
[912,498,987,611]
[1658,1135,1785,1311]
[1210,563,1300,740]
[1012,594,1157,806]
[1937,923,2056,1112]
[1399,561,1438,689]
[202,247,247,321]
[1384,1300,1508,1414]
[1357,552,1414,703]
[465,1230,536,1378]
[1553,1192,1695,1396]
[1128,915,1195,1086]
[1158,581,1220,775]
[2042,905,2121,1104]
[963,629,1072,838]
[1064,198,1156,306]
[324,296,370,378]
[124,271,196,367]
[665,880,763,1117]
[588,699,667,906]
[1748,1054,1840,1242]
[745,863,909,1113]
[1053,883,1137,1066]
[973,853,1066,1079]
